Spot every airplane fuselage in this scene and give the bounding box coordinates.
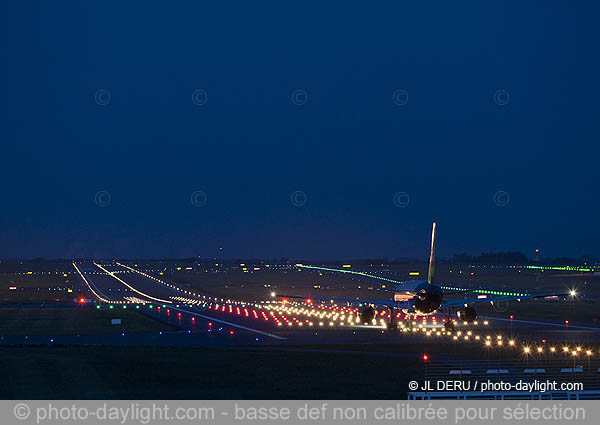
[391,280,443,315]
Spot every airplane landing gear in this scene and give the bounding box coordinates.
[443,321,455,332]
[386,321,398,331]
[441,308,456,332]
[387,306,398,331]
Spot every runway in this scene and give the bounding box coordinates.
[64,261,600,352]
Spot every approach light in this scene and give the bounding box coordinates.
[569,290,577,297]
[523,347,530,354]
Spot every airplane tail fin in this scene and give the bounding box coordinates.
[427,222,436,285]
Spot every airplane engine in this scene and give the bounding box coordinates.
[359,306,375,324]
[457,306,477,322]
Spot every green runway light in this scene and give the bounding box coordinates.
[297,264,530,298]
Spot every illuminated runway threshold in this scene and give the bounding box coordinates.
[160,306,286,340]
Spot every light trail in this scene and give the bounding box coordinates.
[72,262,118,303]
[296,264,529,297]
[93,262,172,304]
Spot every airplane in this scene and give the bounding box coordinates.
[274,222,577,331]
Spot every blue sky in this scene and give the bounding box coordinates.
[1,1,599,259]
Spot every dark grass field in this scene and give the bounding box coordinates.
[0,272,86,303]
[0,345,422,399]
[0,307,174,337]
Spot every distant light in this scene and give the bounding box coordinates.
[270,292,276,298]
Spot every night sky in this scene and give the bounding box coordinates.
[2,1,599,260]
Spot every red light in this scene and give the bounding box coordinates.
[191,317,195,323]
[565,320,569,324]
[78,298,85,303]
[423,354,428,361]
[229,330,234,335]
[208,322,212,326]
[306,298,312,304]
